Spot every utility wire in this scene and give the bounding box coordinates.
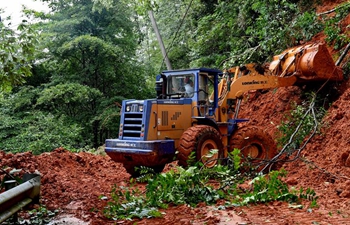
[157,0,194,72]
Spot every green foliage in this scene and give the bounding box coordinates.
[239,170,297,205]
[277,104,313,152]
[0,110,84,154]
[188,0,322,68]
[0,0,156,151]
[35,0,155,147]
[228,148,242,171]
[134,0,345,76]
[299,187,318,205]
[127,0,159,15]
[95,96,125,140]
[277,93,326,154]
[238,181,319,208]
[134,166,158,183]
[323,2,350,50]
[291,11,323,42]
[24,205,59,225]
[56,35,123,94]
[186,150,197,166]
[103,183,162,220]
[0,19,38,92]
[104,153,317,221]
[145,166,221,207]
[4,204,58,225]
[36,83,102,114]
[0,89,85,154]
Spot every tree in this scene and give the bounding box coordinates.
[33,0,154,147]
[36,83,103,146]
[0,87,85,154]
[0,15,38,91]
[132,0,322,69]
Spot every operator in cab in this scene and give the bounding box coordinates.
[184,77,194,97]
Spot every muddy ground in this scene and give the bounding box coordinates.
[1,0,350,224]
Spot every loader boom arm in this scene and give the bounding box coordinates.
[226,68,297,99]
[224,42,342,101]
[215,63,298,107]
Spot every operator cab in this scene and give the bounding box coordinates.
[155,68,222,117]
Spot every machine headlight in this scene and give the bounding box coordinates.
[139,105,143,112]
[126,105,131,112]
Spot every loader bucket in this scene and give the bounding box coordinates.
[269,42,343,82]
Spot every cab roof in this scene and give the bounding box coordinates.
[161,68,222,76]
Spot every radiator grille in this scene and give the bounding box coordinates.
[122,113,142,138]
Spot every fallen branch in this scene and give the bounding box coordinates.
[317,8,337,16]
[301,157,350,180]
[219,44,261,67]
[261,89,350,180]
[261,98,318,173]
[336,42,350,66]
[316,2,350,16]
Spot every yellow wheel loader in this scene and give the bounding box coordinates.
[105,42,343,176]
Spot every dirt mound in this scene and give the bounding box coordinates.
[284,87,350,192]
[238,86,303,138]
[0,149,222,224]
[234,82,350,224]
[0,148,128,224]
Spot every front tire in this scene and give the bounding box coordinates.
[230,125,277,172]
[178,125,224,167]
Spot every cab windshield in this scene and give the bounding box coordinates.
[167,74,195,98]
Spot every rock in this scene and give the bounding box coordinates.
[345,156,350,167]
[341,151,350,166]
[286,177,298,185]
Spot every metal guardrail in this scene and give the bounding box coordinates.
[0,173,41,223]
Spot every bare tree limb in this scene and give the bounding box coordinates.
[301,157,350,180]
[336,42,350,66]
[316,2,350,16]
[317,8,337,16]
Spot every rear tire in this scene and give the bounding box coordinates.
[178,125,224,167]
[229,125,277,172]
